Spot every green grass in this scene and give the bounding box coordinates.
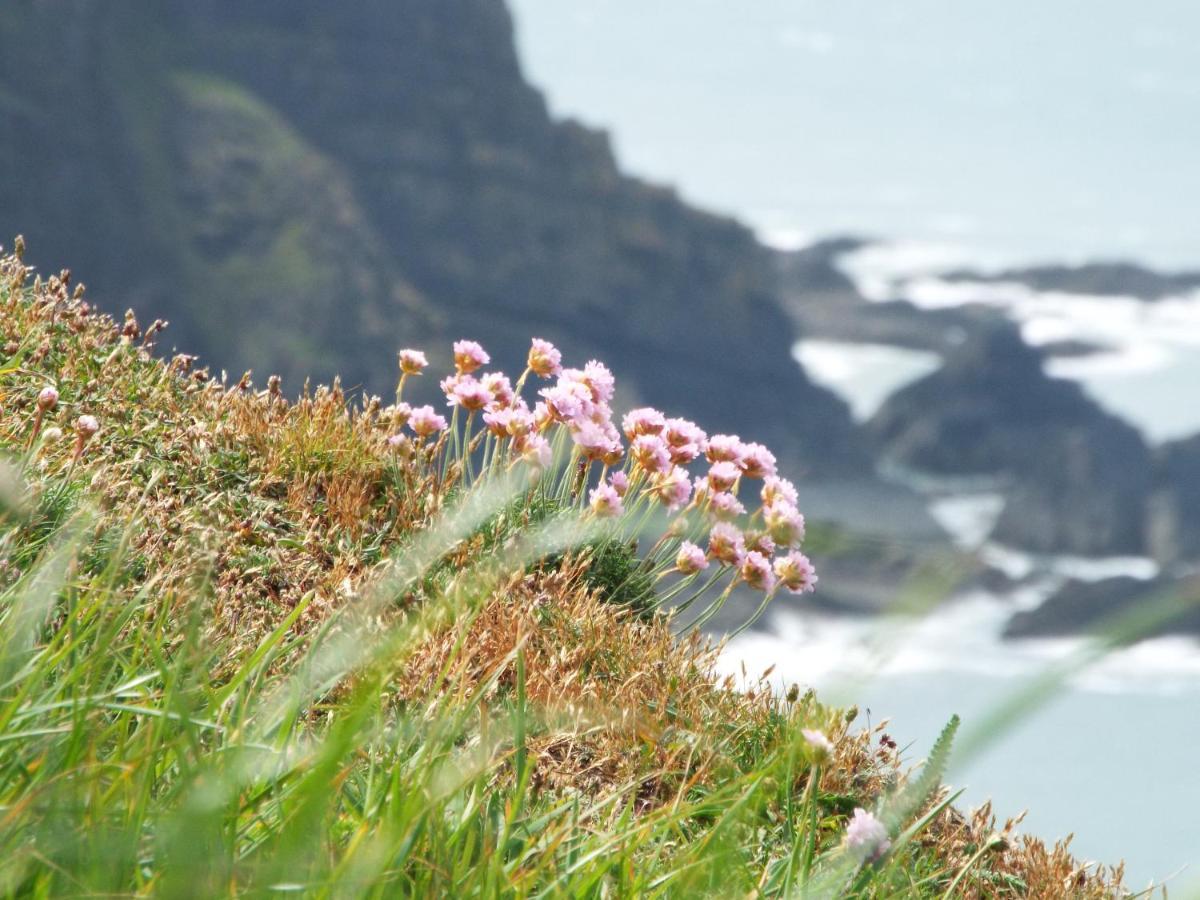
[0,244,1141,897]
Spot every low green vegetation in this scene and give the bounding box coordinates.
[0,244,1131,896]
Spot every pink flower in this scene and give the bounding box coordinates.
[449,376,492,411]
[706,434,745,465]
[844,808,890,862]
[707,460,741,493]
[390,402,413,427]
[398,348,428,375]
[589,482,624,518]
[708,522,746,566]
[37,386,59,411]
[774,551,817,594]
[386,433,410,452]
[540,379,591,422]
[408,405,448,437]
[631,434,672,474]
[528,338,562,378]
[533,401,554,432]
[651,468,693,511]
[746,532,776,556]
[622,407,667,440]
[740,551,776,592]
[518,434,553,469]
[663,418,707,464]
[610,470,629,497]
[764,502,806,547]
[581,360,615,404]
[481,372,514,406]
[708,491,746,522]
[662,420,705,468]
[453,340,490,374]
[484,402,534,438]
[675,541,709,574]
[762,476,799,508]
[802,728,835,761]
[440,372,462,402]
[738,442,777,479]
[571,420,617,462]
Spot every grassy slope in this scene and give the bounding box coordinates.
[0,246,1127,897]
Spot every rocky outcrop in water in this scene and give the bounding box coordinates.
[868,326,1153,555]
[1003,576,1200,639]
[941,262,1200,300]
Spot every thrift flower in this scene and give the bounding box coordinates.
[398,348,428,375]
[738,442,777,479]
[622,407,667,440]
[390,401,413,428]
[675,541,709,574]
[518,434,553,469]
[481,372,514,406]
[844,809,891,862]
[581,360,615,403]
[764,502,806,547]
[408,405,448,437]
[610,470,629,497]
[449,376,492,411]
[774,551,818,594]
[651,467,692,511]
[706,434,745,465]
[589,482,624,518]
[707,460,741,493]
[746,532,776,556]
[762,475,799,508]
[453,340,490,374]
[664,417,707,464]
[541,379,590,422]
[709,491,746,522]
[802,728,835,763]
[528,338,562,378]
[386,433,410,452]
[483,404,533,438]
[631,434,672,474]
[708,522,746,566]
[740,551,776,591]
[572,420,617,461]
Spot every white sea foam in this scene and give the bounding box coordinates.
[792,340,940,421]
[826,239,1200,442]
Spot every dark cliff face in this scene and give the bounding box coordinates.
[0,0,869,477]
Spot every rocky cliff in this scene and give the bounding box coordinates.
[0,0,868,477]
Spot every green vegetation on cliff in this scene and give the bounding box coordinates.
[0,245,1130,896]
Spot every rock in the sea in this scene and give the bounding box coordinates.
[1003,576,1200,639]
[941,261,1200,300]
[869,325,1152,555]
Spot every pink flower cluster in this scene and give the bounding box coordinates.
[387,336,817,600]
